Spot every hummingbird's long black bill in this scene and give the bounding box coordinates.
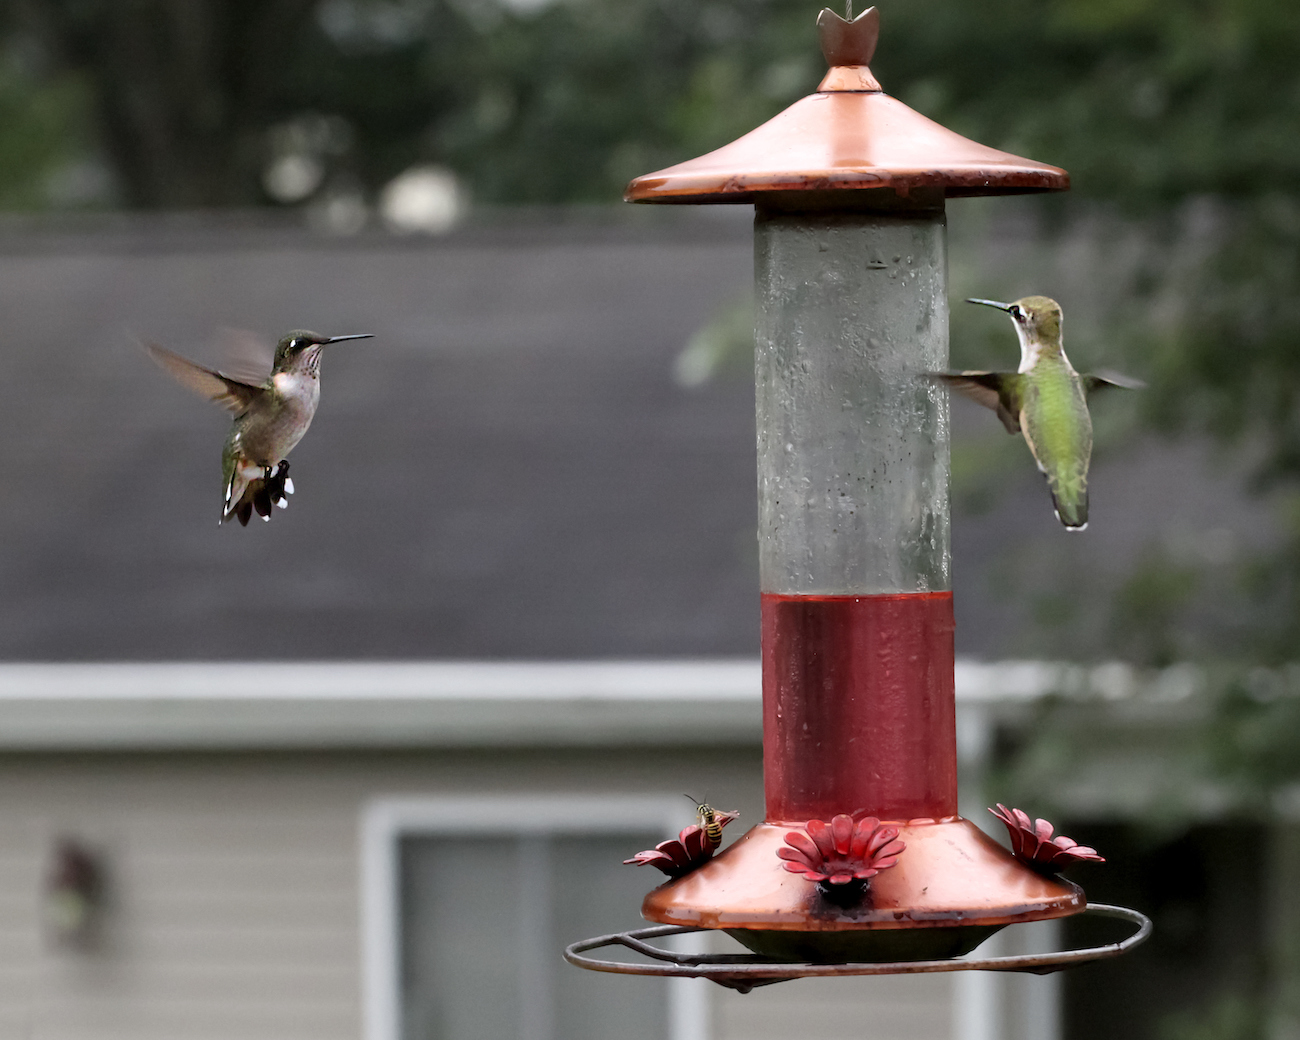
[325,334,373,344]
[966,298,1013,311]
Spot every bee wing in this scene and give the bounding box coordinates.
[1084,369,1146,393]
[145,342,265,414]
[927,371,1023,434]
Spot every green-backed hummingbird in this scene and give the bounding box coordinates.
[146,329,372,525]
[930,296,1141,530]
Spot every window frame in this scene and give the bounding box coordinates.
[361,793,708,1040]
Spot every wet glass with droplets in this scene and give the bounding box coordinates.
[755,207,951,596]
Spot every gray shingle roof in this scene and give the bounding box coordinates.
[0,210,1271,660]
[0,213,759,658]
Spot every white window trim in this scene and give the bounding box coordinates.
[361,793,709,1040]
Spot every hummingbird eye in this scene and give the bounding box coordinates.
[1009,306,1023,321]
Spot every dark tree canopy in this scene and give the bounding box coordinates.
[6,0,322,206]
[6,0,1298,211]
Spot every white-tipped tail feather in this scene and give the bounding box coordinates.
[222,461,293,527]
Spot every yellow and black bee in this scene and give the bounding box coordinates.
[684,794,737,851]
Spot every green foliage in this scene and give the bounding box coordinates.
[8,0,1300,212]
[0,0,828,207]
[1168,998,1268,1040]
[312,0,1300,211]
[949,432,1027,515]
[1158,981,1267,1040]
[1109,546,1202,666]
[673,295,754,388]
[1206,667,1300,797]
[990,660,1300,825]
[305,0,824,204]
[881,0,1300,206]
[0,45,94,208]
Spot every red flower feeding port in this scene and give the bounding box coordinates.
[567,5,1149,985]
[625,811,741,878]
[777,815,905,889]
[990,805,1106,873]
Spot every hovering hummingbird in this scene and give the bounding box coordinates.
[930,296,1142,530]
[146,329,372,525]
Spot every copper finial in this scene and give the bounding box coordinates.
[818,6,879,67]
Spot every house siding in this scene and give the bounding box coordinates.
[0,748,954,1040]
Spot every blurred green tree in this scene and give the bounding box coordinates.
[5,0,1296,214]
[0,13,91,208]
[5,0,324,206]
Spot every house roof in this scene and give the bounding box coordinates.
[0,210,761,659]
[0,207,1272,661]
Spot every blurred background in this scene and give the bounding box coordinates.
[0,0,1295,1038]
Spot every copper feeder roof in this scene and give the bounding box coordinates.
[625,7,1068,205]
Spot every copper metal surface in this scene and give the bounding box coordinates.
[624,6,1067,204]
[564,904,1152,991]
[642,818,1083,933]
[817,65,882,92]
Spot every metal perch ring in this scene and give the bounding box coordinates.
[565,903,1151,991]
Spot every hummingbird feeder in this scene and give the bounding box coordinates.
[567,6,1149,987]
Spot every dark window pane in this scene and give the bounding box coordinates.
[400,830,667,1040]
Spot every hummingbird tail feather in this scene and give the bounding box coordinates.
[221,461,293,526]
[1049,485,1088,530]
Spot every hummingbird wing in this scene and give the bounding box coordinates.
[1083,369,1146,393]
[928,371,1024,434]
[212,327,275,385]
[145,342,265,414]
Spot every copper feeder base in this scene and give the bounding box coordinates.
[642,817,1084,963]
